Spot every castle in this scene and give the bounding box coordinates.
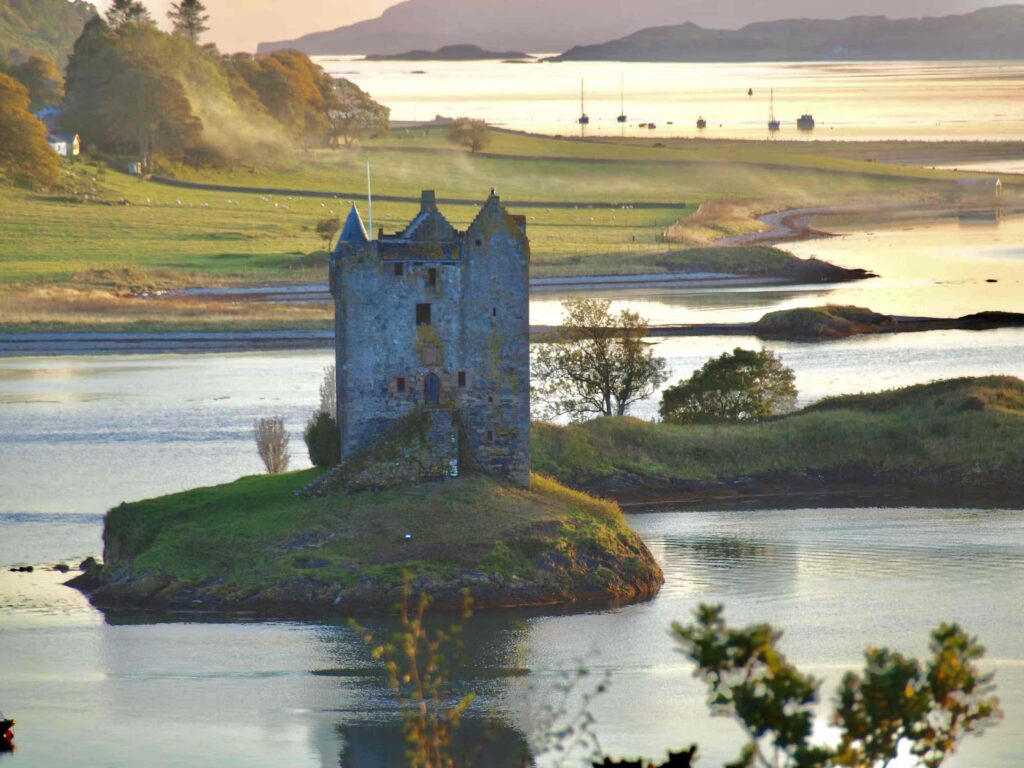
[329,190,531,487]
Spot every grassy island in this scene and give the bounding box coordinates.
[534,376,1024,503]
[77,473,663,615]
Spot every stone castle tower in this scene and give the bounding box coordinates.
[329,190,530,486]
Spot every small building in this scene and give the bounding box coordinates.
[329,190,531,486]
[47,133,80,159]
[956,177,1002,202]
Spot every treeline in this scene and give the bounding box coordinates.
[0,0,95,65]
[61,2,389,169]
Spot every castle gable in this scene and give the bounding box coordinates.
[396,190,459,243]
[466,190,528,247]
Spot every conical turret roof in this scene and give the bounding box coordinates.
[336,204,369,251]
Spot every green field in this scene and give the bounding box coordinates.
[1,128,1012,330]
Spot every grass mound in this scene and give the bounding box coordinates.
[532,376,1024,495]
[91,472,661,613]
[756,305,896,339]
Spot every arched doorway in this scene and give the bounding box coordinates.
[424,372,440,404]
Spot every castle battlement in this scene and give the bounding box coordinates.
[329,190,531,486]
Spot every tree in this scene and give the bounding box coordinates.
[533,298,668,420]
[63,18,203,166]
[327,77,389,147]
[105,0,153,28]
[0,73,59,188]
[304,365,339,467]
[167,0,210,44]
[446,117,490,153]
[660,348,797,424]
[253,415,290,473]
[7,55,64,110]
[668,605,1000,768]
[315,217,340,250]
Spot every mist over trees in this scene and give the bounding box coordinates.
[60,7,389,169]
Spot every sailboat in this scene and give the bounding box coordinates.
[617,75,627,123]
[768,89,781,133]
[578,80,590,125]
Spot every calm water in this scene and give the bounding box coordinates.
[1,507,1021,767]
[320,57,1024,143]
[1,212,1022,765]
[531,214,1024,325]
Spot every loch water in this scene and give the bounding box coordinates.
[1,212,1022,765]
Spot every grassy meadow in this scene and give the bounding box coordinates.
[532,376,1024,493]
[1,128,1014,331]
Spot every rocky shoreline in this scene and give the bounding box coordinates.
[68,549,664,617]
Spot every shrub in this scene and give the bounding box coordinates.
[253,415,289,473]
[303,410,340,468]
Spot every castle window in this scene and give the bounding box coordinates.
[475,238,483,247]
[396,376,406,393]
[492,307,497,317]
[485,430,495,443]
[416,303,431,326]
[488,395,493,403]
[457,371,467,387]
[427,267,437,287]
[394,263,404,277]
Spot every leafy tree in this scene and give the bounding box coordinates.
[446,117,490,153]
[6,55,64,110]
[303,411,340,467]
[105,0,153,29]
[660,347,797,424]
[167,0,210,44]
[315,217,340,249]
[328,77,389,147]
[63,20,202,166]
[0,73,59,187]
[533,298,668,419]
[669,605,1000,768]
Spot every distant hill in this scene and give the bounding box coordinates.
[365,44,528,61]
[0,0,96,64]
[554,5,1024,61]
[257,0,1006,56]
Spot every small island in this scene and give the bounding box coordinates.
[73,472,662,614]
[365,44,529,61]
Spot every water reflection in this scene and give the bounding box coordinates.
[336,721,530,768]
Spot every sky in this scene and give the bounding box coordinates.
[90,0,395,53]
[89,0,1007,54]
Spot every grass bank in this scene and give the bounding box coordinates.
[532,376,1024,501]
[79,472,662,614]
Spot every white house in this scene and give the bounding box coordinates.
[47,133,80,159]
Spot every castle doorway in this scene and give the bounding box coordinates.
[424,373,440,404]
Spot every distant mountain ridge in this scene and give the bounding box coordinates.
[0,0,96,63]
[257,0,1007,56]
[554,5,1024,61]
[365,44,528,61]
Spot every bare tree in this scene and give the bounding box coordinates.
[318,364,336,420]
[253,415,290,473]
[532,298,668,420]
